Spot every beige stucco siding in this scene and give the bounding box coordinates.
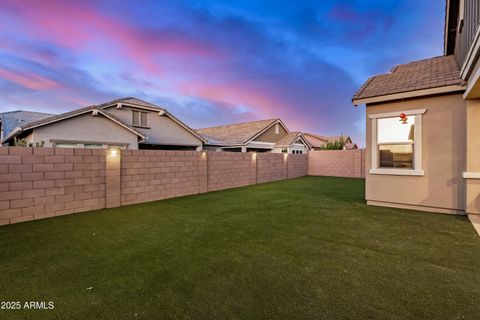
[30,113,139,148]
[466,99,480,214]
[365,94,466,213]
[106,107,202,146]
[254,123,287,143]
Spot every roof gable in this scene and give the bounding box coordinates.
[100,97,206,143]
[3,107,145,143]
[196,119,285,146]
[275,132,311,148]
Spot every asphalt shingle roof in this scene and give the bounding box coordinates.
[1,110,54,139]
[352,55,465,102]
[97,97,166,111]
[196,119,278,146]
[274,132,302,147]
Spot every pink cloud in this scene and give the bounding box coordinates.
[1,0,223,75]
[0,67,58,90]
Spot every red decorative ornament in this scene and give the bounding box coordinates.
[399,112,408,124]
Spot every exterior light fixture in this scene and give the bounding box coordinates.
[109,148,119,156]
[158,110,165,116]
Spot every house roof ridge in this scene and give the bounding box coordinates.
[196,118,278,131]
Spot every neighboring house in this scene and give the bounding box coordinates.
[304,133,357,150]
[197,119,311,153]
[0,110,54,142]
[2,97,205,150]
[352,0,480,216]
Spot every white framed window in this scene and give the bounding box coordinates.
[368,108,426,176]
[132,110,148,127]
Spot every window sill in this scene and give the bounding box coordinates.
[132,125,150,129]
[369,169,425,176]
[462,172,480,179]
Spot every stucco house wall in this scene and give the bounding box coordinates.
[28,113,139,149]
[253,123,287,143]
[465,99,480,214]
[106,106,202,147]
[365,93,467,214]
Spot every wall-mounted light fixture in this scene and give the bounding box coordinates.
[108,147,119,157]
[158,110,165,116]
[252,151,257,160]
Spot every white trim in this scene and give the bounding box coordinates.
[247,141,275,146]
[463,57,480,98]
[371,118,377,170]
[414,114,423,172]
[246,119,289,144]
[295,134,312,149]
[462,172,480,179]
[102,101,207,143]
[369,169,425,176]
[370,110,424,176]
[99,111,146,139]
[353,85,465,105]
[103,102,165,113]
[5,109,146,142]
[368,108,427,119]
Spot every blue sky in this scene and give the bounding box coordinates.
[0,0,445,145]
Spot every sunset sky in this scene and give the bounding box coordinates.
[0,0,444,145]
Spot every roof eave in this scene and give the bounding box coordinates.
[100,98,206,143]
[1,127,23,144]
[352,84,466,106]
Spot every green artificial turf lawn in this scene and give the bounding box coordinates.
[0,176,479,319]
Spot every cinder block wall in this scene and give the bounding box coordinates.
[207,152,251,191]
[0,147,106,225]
[120,150,200,206]
[257,153,286,183]
[0,148,308,225]
[308,149,366,178]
